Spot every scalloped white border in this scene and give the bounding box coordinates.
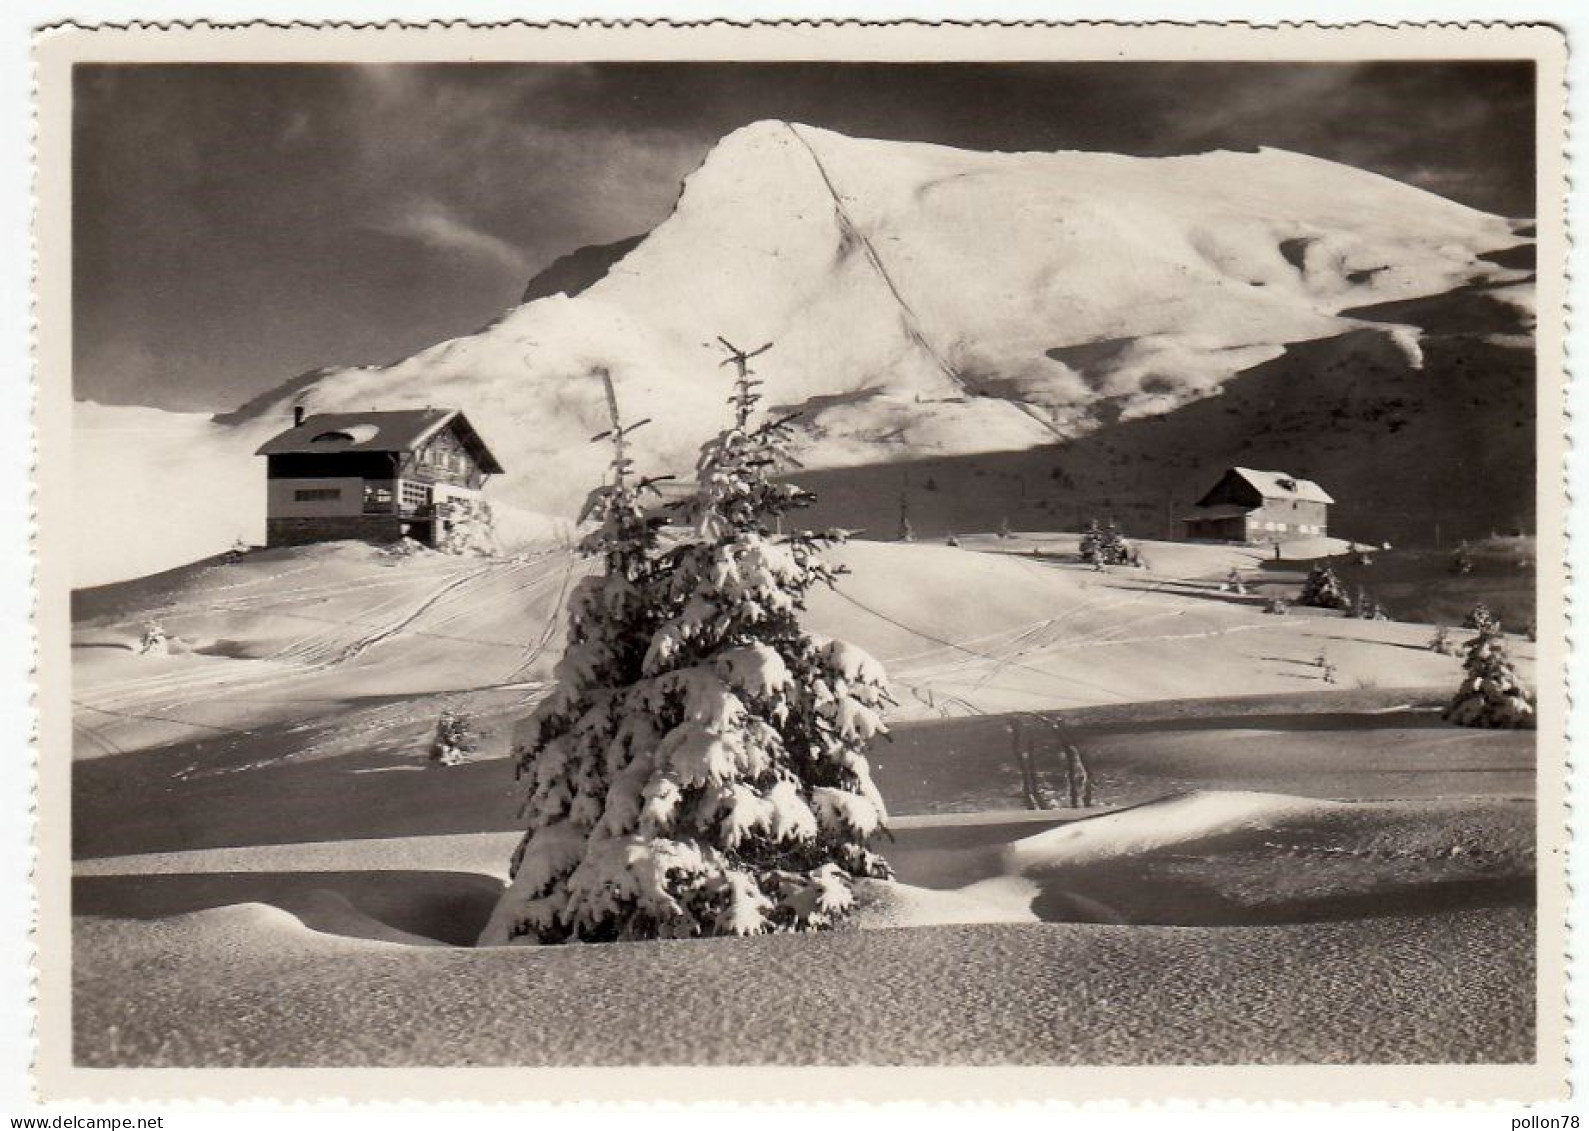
[20,16,1574,1111]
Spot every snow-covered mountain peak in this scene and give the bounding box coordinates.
[222,123,1526,516]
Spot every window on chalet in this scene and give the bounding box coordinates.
[363,484,393,512]
[401,481,433,512]
[294,488,341,502]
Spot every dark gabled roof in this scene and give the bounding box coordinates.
[1195,466,1334,508]
[255,409,505,474]
[1227,467,1334,505]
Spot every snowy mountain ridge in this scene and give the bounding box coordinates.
[213,120,1524,516]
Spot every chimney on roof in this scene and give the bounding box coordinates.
[293,405,305,427]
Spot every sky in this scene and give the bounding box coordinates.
[72,61,1536,412]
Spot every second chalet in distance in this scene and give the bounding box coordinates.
[1182,467,1334,545]
[255,407,504,549]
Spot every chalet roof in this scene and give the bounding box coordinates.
[255,409,505,474]
[1226,467,1334,505]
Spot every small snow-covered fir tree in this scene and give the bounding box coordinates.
[1463,602,1500,633]
[997,517,1013,540]
[1080,519,1132,567]
[1429,625,1458,655]
[1444,628,1535,729]
[896,493,914,543]
[480,344,892,946]
[437,498,501,557]
[1078,519,1104,565]
[1220,568,1247,595]
[1297,564,1350,610]
[1450,543,1475,575]
[430,708,480,766]
[1103,522,1129,566]
[137,620,168,656]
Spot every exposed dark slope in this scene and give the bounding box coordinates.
[520,235,646,304]
[789,314,1533,549]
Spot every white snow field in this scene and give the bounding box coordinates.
[70,532,1537,1066]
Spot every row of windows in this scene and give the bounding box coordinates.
[402,481,433,510]
[420,444,468,475]
[1253,521,1325,535]
[294,483,439,509]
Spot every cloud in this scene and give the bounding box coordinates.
[377,199,530,275]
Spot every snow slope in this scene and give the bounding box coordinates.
[70,535,1533,772]
[222,121,1523,517]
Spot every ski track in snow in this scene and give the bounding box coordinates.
[72,545,1451,757]
[844,563,1299,716]
[73,555,569,752]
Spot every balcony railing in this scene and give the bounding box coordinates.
[364,500,435,517]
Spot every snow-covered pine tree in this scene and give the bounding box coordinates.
[430,708,480,766]
[479,343,893,946]
[138,620,168,656]
[1080,518,1133,566]
[1444,628,1536,729]
[437,498,501,557]
[478,368,674,945]
[1463,602,1500,633]
[997,517,1013,540]
[1102,521,1131,566]
[1297,564,1350,610]
[1079,519,1104,565]
[1450,543,1475,575]
[1429,625,1457,655]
